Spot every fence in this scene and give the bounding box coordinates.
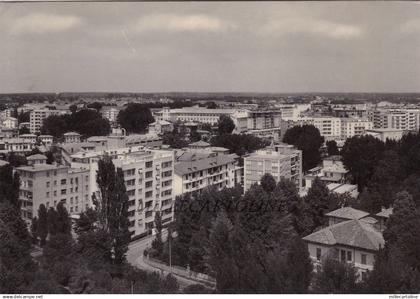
[145,256,216,288]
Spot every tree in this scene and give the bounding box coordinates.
[31,217,39,245]
[151,211,164,258]
[47,207,59,236]
[75,208,97,234]
[217,115,235,135]
[312,256,359,293]
[341,135,385,191]
[359,150,403,213]
[304,177,333,232]
[0,163,20,210]
[260,173,276,193]
[94,156,131,264]
[366,191,420,293]
[210,134,269,159]
[283,125,324,172]
[162,131,189,149]
[86,102,103,112]
[19,126,30,135]
[37,204,48,246]
[326,140,339,156]
[56,202,72,235]
[17,111,30,123]
[6,152,27,167]
[70,104,78,114]
[117,104,154,133]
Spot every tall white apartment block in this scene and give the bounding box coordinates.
[16,155,91,226]
[282,116,342,140]
[340,118,373,139]
[368,108,420,131]
[70,146,175,238]
[173,152,237,196]
[244,144,302,193]
[30,109,67,134]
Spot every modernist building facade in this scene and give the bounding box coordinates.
[244,144,302,193]
[173,152,238,196]
[70,146,175,238]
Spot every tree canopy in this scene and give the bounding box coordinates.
[283,125,324,172]
[117,103,154,133]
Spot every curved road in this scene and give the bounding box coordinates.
[127,232,202,289]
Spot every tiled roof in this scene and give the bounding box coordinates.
[376,207,393,219]
[189,140,210,147]
[175,154,237,176]
[303,220,384,251]
[27,154,47,160]
[326,207,369,220]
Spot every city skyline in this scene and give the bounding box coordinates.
[1,2,420,93]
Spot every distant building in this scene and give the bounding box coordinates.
[154,107,237,125]
[101,106,122,124]
[244,144,302,193]
[364,128,408,142]
[340,118,373,139]
[39,135,54,146]
[0,137,36,155]
[368,108,420,131]
[375,207,393,231]
[64,132,82,143]
[30,109,67,134]
[148,120,174,135]
[2,117,18,129]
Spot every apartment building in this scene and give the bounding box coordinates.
[16,155,91,226]
[173,151,238,196]
[340,118,373,139]
[281,116,342,140]
[246,110,282,130]
[368,108,420,131]
[1,117,18,129]
[70,146,175,238]
[0,138,36,155]
[153,107,237,125]
[244,144,302,193]
[30,109,67,134]
[101,106,122,124]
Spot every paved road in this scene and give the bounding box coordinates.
[127,231,200,289]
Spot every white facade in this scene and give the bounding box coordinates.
[340,118,373,139]
[282,116,342,140]
[70,146,175,238]
[173,153,237,196]
[154,107,238,125]
[101,107,121,123]
[244,145,302,193]
[2,117,18,129]
[368,108,420,131]
[30,109,67,134]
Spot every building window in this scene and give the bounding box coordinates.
[361,254,367,265]
[46,192,50,198]
[145,181,153,188]
[61,179,66,185]
[347,251,352,262]
[61,189,66,195]
[46,182,50,188]
[145,171,153,178]
[145,161,153,168]
[145,191,153,198]
[341,250,346,263]
[316,248,321,261]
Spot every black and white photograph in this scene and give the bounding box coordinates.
[0,0,419,296]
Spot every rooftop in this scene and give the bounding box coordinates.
[64,132,81,136]
[303,219,384,251]
[175,154,237,176]
[326,207,369,220]
[376,207,393,219]
[17,164,68,172]
[27,154,47,161]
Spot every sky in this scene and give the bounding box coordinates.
[0,1,419,93]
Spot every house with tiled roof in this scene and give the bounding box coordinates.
[303,218,385,280]
[375,207,393,231]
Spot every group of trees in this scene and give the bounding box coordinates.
[117,103,154,134]
[341,133,420,213]
[41,109,110,138]
[157,174,352,293]
[283,125,324,172]
[0,158,180,294]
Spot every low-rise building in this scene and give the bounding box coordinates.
[303,215,384,280]
[364,128,409,142]
[2,117,18,129]
[148,120,174,135]
[64,132,82,143]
